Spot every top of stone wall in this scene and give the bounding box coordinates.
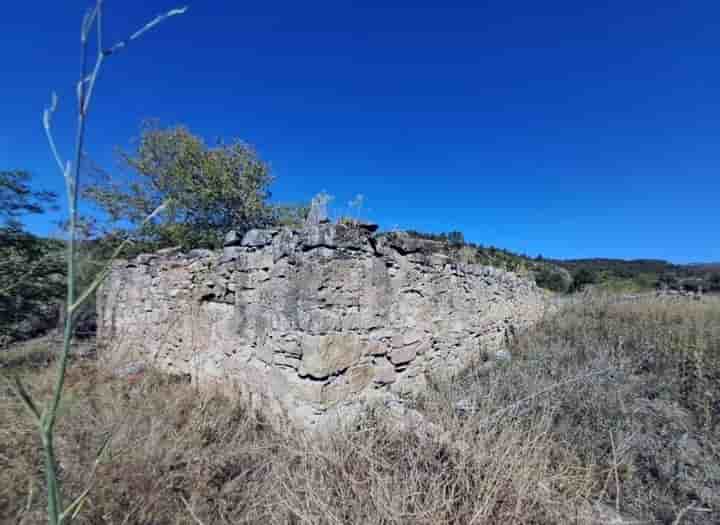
[123,222,525,283]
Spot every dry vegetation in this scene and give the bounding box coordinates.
[2,297,719,524]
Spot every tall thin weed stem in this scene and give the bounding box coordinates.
[4,3,187,523]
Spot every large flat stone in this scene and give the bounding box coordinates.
[299,334,364,379]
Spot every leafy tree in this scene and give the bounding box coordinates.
[681,280,701,293]
[709,273,720,291]
[84,123,274,249]
[0,171,63,345]
[1,170,57,229]
[0,232,65,346]
[534,266,571,293]
[272,203,310,229]
[447,231,465,246]
[657,273,680,290]
[570,268,598,292]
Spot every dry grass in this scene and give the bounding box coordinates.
[2,296,719,524]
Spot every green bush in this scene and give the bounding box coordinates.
[570,268,598,292]
[84,123,274,249]
[709,273,720,291]
[533,266,571,293]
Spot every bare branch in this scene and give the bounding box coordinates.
[82,3,105,116]
[1,373,42,424]
[42,92,66,177]
[105,6,188,56]
[59,429,116,524]
[35,2,188,522]
[672,503,712,525]
[609,430,621,513]
[81,5,99,43]
[180,495,207,525]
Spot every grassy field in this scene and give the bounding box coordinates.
[2,296,719,524]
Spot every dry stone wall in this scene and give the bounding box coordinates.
[98,222,549,427]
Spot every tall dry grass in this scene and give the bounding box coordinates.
[2,296,719,524]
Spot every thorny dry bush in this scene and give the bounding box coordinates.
[2,296,719,524]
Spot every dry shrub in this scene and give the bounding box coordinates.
[422,295,720,523]
[2,296,719,524]
[1,365,569,524]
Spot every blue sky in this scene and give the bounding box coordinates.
[2,1,719,262]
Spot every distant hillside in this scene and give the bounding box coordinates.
[401,230,573,292]
[551,258,720,293]
[399,230,720,294]
[684,262,720,273]
[554,258,675,277]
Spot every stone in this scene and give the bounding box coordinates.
[224,230,242,246]
[301,223,337,250]
[356,220,379,233]
[389,344,419,366]
[155,246,182,256]
[367,341,388,356]
[135,253,156,265]
[241,229,276,247]
[377,232,442,257]
[373,359,397,385]
[322,364,374,404]
[272,230,297,262]
[495,349,512,361]
[113,361,146,378]
[299,334,363,379]
[274,353,301,369]
[187,249,214,259]
[392,329,423,348]
[97,221,549,429]
[220,246,244,263]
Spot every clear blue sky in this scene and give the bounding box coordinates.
[2,1,719,262]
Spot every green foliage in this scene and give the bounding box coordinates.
[681,280,702,293]
[0,230,65,345]
[533,266,570,293]
[556,259,720,294]
[709,273,720,291]
[446,230,465,246]
[570,268,598,292]
[555,258,720,293]
[402,229,572,286]
[558,258,676,278]
[0,170,57,229]
[657,273,679,289]
[271,203,310,229]
[0,172,63,345]
[84,122,274,249]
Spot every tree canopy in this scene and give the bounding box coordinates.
[0,171,63,345]
[0,170,57,230]
[84,123,275,249]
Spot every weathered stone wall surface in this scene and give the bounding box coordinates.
[98,223,549,427]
